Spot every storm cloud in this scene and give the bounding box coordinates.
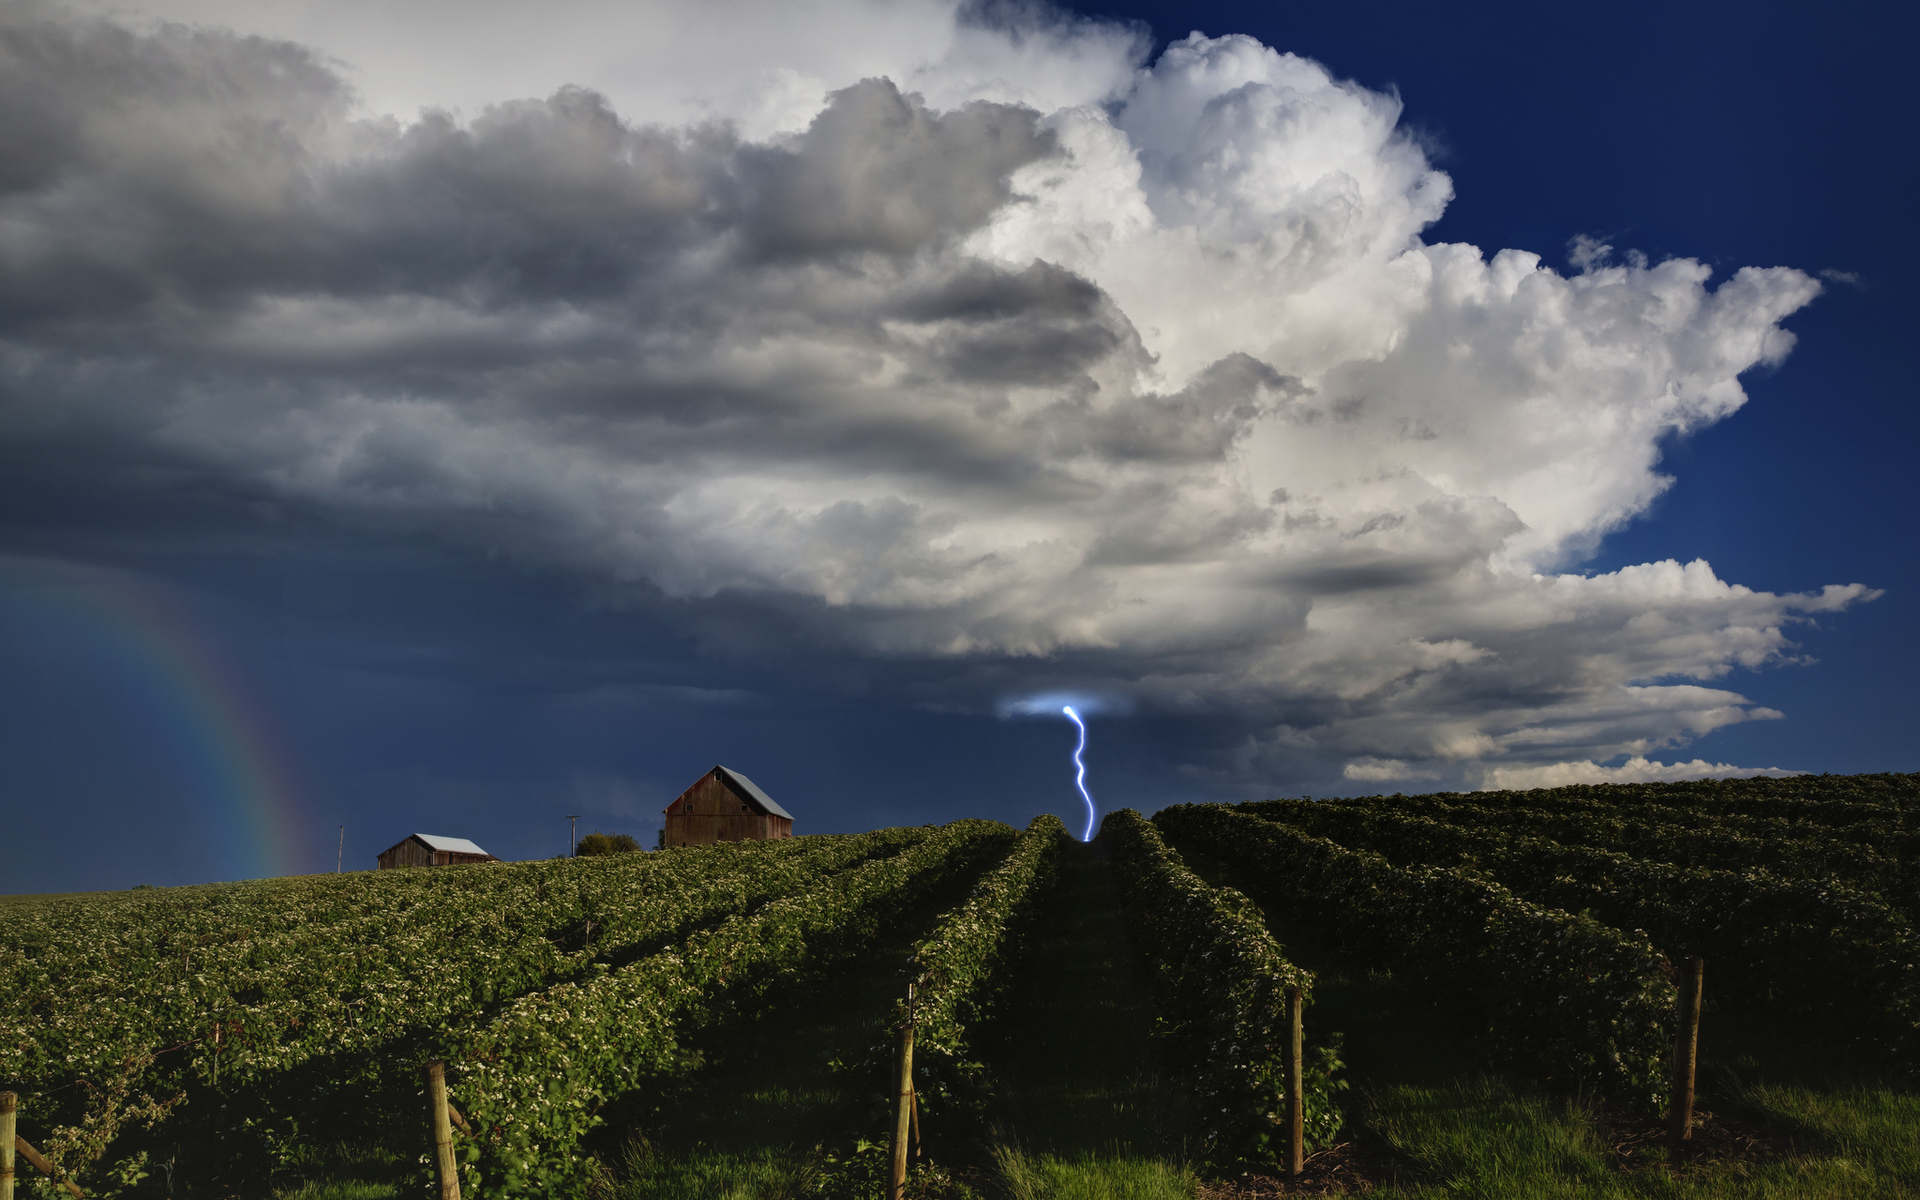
[0,0,1870,790]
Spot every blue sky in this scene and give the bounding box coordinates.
[0,0,1910,892]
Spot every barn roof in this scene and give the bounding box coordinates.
[413,833,493,856]
[715,766,793,819]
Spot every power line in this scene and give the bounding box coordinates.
[564,814,581,858]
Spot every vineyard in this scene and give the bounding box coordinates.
[2,774,1918,1198]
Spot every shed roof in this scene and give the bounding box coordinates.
[413,833,493,856]
[715,766,793,819]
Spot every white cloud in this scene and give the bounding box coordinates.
[1480,756,1807,791]
[1343,757,1440,783]
[0,0,1874,789]
[74,0,1145,137]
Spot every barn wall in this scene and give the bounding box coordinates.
[664,774,794,848]
[377,838,434,869]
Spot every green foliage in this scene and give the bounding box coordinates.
[1363,771,1920,824]
[443,819,1016,1196]
[0,829,928,1190]
[1156,803,1675,1113]
[1306,795,1910,899]
[575,832,643,856]
[1243,797,1920,1066]
[1101,808,1337,1167]
[901,814,1071,1115]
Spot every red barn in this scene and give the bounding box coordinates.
[663,765,794,848]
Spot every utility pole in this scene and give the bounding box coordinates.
[337,825,345,874]
[564,814,581,857]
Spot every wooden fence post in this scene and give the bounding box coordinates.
[2,1091,15,1200]
[1286,986,1305,1177]
[889,983,916,1200]
[425,1061,462,1200]
[909,1085,922,1161]
[1669,956,1704,1151]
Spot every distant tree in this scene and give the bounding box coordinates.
[575,831,642,856]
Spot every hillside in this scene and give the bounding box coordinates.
[2,774,1916,1197]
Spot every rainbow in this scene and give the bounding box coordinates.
[2,558,309,880]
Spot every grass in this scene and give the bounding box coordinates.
[1347,1072,1920,1198]
[265,1144,409,1200]
[1742,1081,1920,1178]
[270,1180,407,1200]
[612,1141,821,1200]
[993,1146,1199,1200]
[1361,1076,1626,1197]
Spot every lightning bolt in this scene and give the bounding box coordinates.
[1062,705,1096,841]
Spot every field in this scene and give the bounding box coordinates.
[2,773,1917,1198]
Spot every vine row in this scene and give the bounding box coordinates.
[0,829,928,1186]
[1238,799,1920,1062]
[443,819,1015,1196]
[1103,808,1333,1166]
[1257,796,1910,904]
[901,814,1070,1114]
[1156,804,1675,1111]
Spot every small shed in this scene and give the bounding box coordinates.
[376,833,500,869]
[663,765,794,848]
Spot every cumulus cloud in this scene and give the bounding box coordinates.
[0,0,1873,790]
[1343,758,1439,783]
[1481,757,1807,791]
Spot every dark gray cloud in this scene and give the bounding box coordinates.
[740,77,1057,257]
[0,2,1870,791]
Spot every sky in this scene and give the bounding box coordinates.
[1,0,1912,892]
